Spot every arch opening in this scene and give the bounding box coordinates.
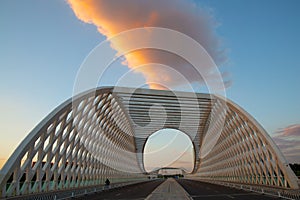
[143,128,195,173]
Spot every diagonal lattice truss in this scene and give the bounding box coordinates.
[0,87,298,198]
[194,99,299,188]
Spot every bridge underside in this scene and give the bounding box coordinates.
[0,87,298,198]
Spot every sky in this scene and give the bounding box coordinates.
[0,0,299,170]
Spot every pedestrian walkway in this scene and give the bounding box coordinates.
[146,178,191,200]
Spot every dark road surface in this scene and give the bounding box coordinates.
[75,179,281,199]
[177,179,280,200]
[74,179,164,200]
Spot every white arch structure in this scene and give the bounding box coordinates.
[0,87,298,197]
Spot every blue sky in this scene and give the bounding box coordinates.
[0,0,299,168]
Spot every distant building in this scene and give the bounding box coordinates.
[158,167,183,177]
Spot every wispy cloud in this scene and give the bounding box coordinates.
[272,124,300,163]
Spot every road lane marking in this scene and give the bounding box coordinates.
[227,195,235,198]
[191,193,256,198]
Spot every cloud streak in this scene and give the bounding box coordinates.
[272,124,300,163]
[67,0,227,89]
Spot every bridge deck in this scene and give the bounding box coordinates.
[177,179,280,200]
[74,179,164,200]
[146,178,191,200]
[73,179,280,199]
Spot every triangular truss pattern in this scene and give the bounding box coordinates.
[0,87,298,198]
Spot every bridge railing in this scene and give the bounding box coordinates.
[3,179,150,200]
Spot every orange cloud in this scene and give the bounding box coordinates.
[67,0,227,89]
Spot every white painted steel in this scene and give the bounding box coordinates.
[0,87,298,198]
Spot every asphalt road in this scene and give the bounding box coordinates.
[177,179,280,200]
[74,179,164,200]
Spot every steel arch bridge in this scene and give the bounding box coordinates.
[0,87,298,198]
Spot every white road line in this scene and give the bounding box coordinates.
[191,193,256,198]
[227,195,235,198]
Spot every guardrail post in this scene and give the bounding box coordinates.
[277,191,281,197]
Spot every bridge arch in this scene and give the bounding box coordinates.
[0,87,298,198]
